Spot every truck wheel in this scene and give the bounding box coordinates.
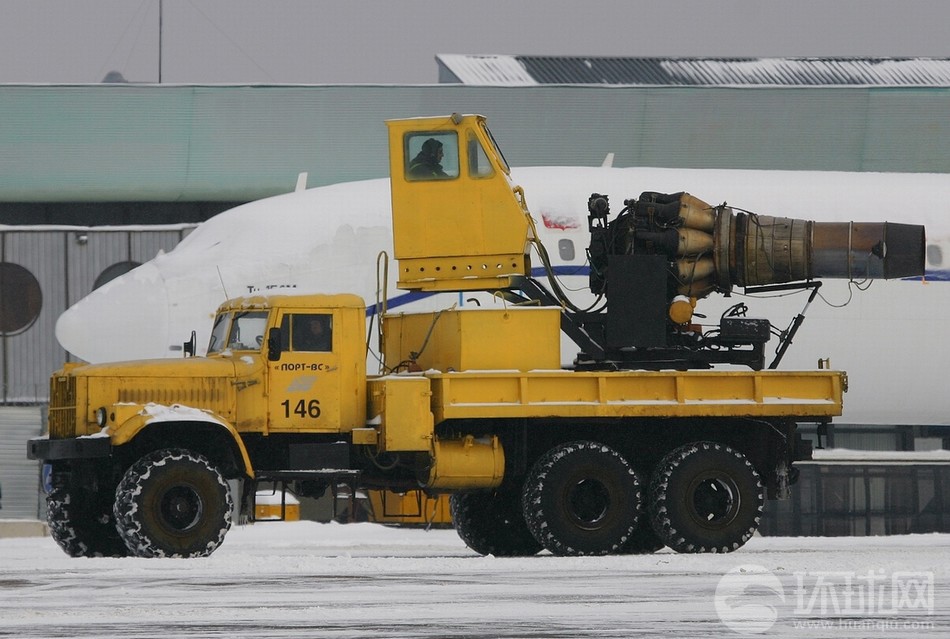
[450,489,542,557]
[649,441,763,553]
[47,475,128,558]
[616,519,665,555]
[522,441,641,556]
[114,449,233,558]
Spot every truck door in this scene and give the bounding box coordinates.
[267,311,342,432]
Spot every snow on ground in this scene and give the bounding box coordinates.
[1,522,947,638]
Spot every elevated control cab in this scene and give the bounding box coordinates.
[387,114,533,291]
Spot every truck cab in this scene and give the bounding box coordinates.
[205,294,367,435]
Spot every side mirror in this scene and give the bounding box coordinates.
[267,327,282,361]
[183,330,197,358]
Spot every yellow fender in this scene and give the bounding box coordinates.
[107,403,255,478]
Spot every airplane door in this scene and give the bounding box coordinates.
[268,311,341,433]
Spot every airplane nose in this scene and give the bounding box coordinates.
[56,262,171,363]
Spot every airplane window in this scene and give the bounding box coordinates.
[0,262,42,335]
[927,244,943,267]
[226,311,269,351]
[467,131,494,178]
[558,239,576,261]
[93,261,141,290]
[405,132,459,180]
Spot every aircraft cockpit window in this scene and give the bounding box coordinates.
[226,311,269,351]
[927,243,943,267]
[467,131,494,178]
[405,132,459,180]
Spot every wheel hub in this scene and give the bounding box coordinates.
[160,485,204,532]
[567,478,611,529]
[688,474,739,528]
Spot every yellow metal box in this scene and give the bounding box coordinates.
[383,307,561,372]
[367,376,434,452]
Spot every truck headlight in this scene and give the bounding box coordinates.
[95,407,108,428]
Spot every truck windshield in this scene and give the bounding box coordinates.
[207,310,270,354]
[226,311,269,351]
[207,313,230,354]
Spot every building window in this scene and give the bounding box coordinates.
[93,261,141,290]
[0,262,42,335]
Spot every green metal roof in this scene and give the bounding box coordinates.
[1,84,949,203]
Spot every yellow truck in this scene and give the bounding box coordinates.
[29,114,923,559]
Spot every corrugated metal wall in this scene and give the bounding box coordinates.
[0,228,193,521]
[0,226,194,403]
[1,85,949,203]
[0,406,42,519]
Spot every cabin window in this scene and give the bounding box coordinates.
[467,131,494,178]
[480,121,510,173]
[927,243,943,267]
[558,239,576,261]
[282,313,333,352]
[404,132,458,180]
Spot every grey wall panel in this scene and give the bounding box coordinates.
[0,406,42,519]
[2,85,950,204]
[3,233,67,401]
[67,230,129,306]
[129,229,189,265]
[864,89,950,172]
[0,227,194,403]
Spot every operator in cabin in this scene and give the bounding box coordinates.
[293,315,332,352]
[408,138,448,178]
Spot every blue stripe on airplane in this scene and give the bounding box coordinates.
[367,266,949,316]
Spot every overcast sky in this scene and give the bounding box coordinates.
[2,0,950,84]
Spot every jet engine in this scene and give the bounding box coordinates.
[573,191,925,370]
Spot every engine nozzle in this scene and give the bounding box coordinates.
[590,191,926,298]
[714,207,926,292]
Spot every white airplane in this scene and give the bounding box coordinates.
[56,166,948,427]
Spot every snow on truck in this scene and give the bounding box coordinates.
[29,114,924,558]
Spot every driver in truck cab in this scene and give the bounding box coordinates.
[293,314,332,352]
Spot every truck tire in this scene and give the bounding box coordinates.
[649,441,763,553]
[450,489,542,557]
[47,475,128,558]
[114,449,232,558]
[522,441,641,556]
[616,519,665,555]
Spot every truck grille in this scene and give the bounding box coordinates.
[117,384,227,408]
[48,376,77,439]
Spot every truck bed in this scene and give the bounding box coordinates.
[427,369,845,422]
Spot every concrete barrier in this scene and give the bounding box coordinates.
[0,520,49,538]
